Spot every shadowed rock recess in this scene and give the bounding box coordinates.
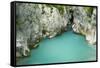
[16,3,96,58]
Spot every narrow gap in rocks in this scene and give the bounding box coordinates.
[67,9,74,31]
[15,4,96,64]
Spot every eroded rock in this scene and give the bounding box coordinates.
[72,7,96,45]
[16,3,70,57]
[16,3,97,57]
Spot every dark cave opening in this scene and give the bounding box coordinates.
[67,9,74,31]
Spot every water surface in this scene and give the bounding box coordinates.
[17,31,96,65]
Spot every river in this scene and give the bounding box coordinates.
[17,30,96,65]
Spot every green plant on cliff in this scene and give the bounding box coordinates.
[46,4,65,15]
[84,7,93,17]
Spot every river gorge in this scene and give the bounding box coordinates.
[16,3,97,65]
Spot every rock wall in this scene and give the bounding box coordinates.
[72,7,96,45]
[16,3,70,57]
[16,3,97,57]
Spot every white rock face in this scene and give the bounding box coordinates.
[16,3,97,57]
[86,28,96,45]
[72,7,96,45]
[16,3,70,57]
[16,31,30,56]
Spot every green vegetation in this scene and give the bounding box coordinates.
[84,7,93,17]
[53,5,65,15]
[46,4,65,15]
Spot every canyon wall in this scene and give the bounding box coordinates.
[16,3,70,57]
[16,3,97,57]
[72,7,96,45]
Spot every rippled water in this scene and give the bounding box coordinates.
[17,30,96,65]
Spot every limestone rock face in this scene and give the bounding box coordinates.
[16,3,97,57]
[16,3,70,57]
[72,7,96,45]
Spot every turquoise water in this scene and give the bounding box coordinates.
[17,31,96,65]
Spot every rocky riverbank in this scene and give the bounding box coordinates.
[16,3,97,58]
[72,7,96,45]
